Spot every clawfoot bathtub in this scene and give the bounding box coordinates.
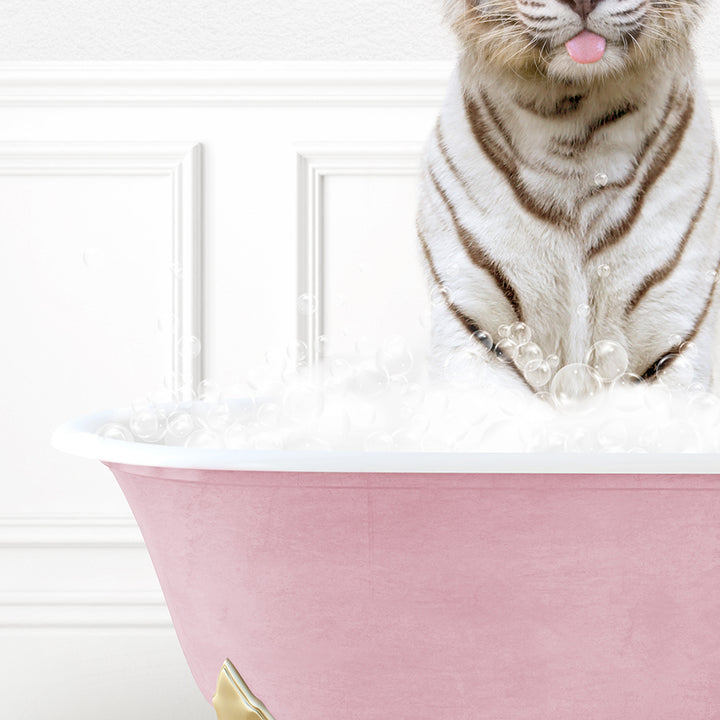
[53,410,720,719]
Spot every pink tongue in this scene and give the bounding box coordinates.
[565,30,606,64]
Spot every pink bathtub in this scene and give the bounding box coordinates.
[53,410,720,719]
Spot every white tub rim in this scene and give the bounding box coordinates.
[51,407,720,474]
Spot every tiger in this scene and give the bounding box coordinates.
[417,0,720,397]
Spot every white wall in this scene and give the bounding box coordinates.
[0,0,454,61]
[0,0,718,64]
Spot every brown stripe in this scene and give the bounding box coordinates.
[516,93,584,118]
[480,89,520,157]
[626,159,715,315]
[427,166,524,322]
[435,121,479,208]
[587,93,694,261]
[465,92,570,227]
[608,6,644,17]
[417,227,534,391]
[552,102,638,155]
[517,10,561,22]
[640,250,720,382]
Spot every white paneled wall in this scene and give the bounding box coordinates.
[0,62,719,719]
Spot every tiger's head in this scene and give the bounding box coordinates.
[445,0,703,83]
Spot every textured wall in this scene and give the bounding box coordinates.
[1,0,718,64]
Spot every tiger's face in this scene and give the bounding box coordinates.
[446,0,703,82]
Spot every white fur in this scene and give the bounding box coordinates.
[418,1,720,395]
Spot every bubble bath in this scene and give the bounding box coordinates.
[96,331,720,454]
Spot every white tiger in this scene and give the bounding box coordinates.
[418,0,720,396]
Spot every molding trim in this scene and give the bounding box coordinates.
[0,515,141,548]
[0,61,717,108]
[0,592,170,629]
[0,142,203,397]
[0,516,171,629]
[296,143,422,364]
[0,61,453,107]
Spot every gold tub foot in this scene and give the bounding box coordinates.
[212,659,276,720]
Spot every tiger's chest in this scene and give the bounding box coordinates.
[420,70,719,389]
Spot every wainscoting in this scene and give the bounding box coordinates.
[0,61,718,718]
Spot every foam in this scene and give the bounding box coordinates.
[97,352,720,454]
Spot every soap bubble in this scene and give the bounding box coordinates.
[98,423,133,442]
[509,322,532,345]
[576,303,591,318]
[656,354,694,390]
[594,172,609,187]
[297,293,318,316]
[550,363,603,411]
[129,408,166,441]
[177,335,202,359]
[516,341,542,369]
[584,341,629,382]
[596,264,611,278]
[679,341,698,359]
[376,336,413,377]
[166,412,195,440]
[546,354,561,369]
[471,330,493,349]
[430,285,450,307]
[524,359,552,388]
[497,324,511,339]
[495,338,518,362]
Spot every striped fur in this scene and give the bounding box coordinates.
[418,0,720,393]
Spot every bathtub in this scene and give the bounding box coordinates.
[53,409,720,719]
